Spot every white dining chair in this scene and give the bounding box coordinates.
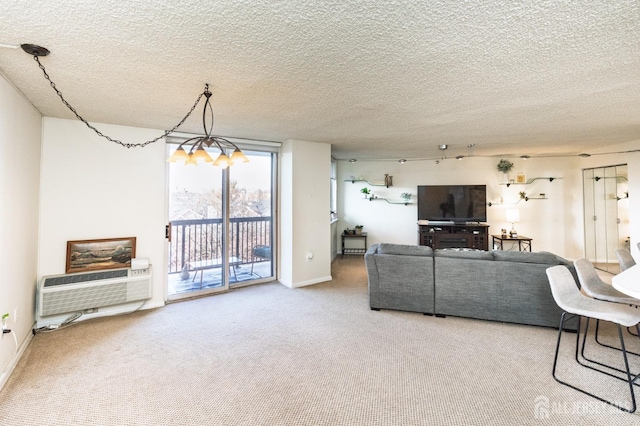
[546,265,640,413]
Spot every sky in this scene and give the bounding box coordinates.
[169,151,272,193]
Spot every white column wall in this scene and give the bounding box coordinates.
[279,139,332,287]
[0,74,42,386]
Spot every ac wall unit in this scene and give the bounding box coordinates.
[36,266,152,328]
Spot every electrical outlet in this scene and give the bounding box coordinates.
[306,252,314,261]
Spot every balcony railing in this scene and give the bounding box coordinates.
[168,217,271,274]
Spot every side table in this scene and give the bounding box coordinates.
[341,232,367,258]
[491,234,532,252]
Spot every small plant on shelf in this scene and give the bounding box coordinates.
[519,191,527,200]
[355,225,364,234]
[401,192,412,202]
[360,187,371,198]
[496,159,514,173]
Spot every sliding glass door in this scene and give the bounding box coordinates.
[167,145,276,300]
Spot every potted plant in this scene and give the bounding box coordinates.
[496,159,514,182]
[401,192,412,203]
[360,187,371,199]
[354,225,364,235]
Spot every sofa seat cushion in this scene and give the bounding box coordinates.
[378,243,433,257]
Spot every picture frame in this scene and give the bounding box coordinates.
[66,237,136,274]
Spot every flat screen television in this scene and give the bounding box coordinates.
[417,185,487,223]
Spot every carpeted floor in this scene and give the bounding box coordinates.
[1,256,639,425]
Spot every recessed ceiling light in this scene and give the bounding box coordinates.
[520,155,530,159]
[349,159,357,163]
[456,155,464,160]
[399,159,406,164]
[579,153,591,158]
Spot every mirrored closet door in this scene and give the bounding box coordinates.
[583,164,629,273]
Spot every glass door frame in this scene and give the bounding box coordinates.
[165,138,279,301]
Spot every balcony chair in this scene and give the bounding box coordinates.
[616,249,636,272]
[546,265,640,413]
[574,257,640,346]
[251,245,271,276]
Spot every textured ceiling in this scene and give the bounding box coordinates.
[0,0,639,160]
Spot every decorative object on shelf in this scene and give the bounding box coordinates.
[343,228,356,235]
[401,193,412,202]
[20,44,249,168]
[496,159,514,183]
[519,191,527,199]
[355,225,364,235]
[384,174,393,187]
[516,172,526,183]
[506,209,520,238]
[360,187,371,199]
[501,228,508,238]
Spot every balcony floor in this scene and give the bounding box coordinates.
[168,261,273,295]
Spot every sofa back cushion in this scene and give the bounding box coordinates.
[492,250,562,265]
[378,243,433,257]
[434,249,494,261]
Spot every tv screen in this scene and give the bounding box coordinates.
[417,185,487,223]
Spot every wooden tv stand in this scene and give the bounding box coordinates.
[418,222,489,251]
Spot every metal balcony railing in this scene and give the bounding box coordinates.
[168,217,271,274]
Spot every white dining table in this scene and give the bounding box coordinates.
[612,264,640,299]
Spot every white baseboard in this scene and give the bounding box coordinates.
[0,323,35,391]
[289,275,333,288]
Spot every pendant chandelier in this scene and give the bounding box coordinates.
[20,44,248,167]
[166,84,249,168]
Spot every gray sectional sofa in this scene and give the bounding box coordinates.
[365,243,577,329]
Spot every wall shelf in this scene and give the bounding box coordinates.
[345,178,392,188]
[488,196,548,206]
[500,177,561,187]
[367,197,412,205]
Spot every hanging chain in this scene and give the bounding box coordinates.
[33,55,203,148]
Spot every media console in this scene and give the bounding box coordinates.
[418,222,489,251]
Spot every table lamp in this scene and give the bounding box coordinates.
[506,209,520,238]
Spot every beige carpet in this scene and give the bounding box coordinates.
[1,256,640,425]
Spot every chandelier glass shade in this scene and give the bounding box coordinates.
[167,84,249,168]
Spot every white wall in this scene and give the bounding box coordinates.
[280,140,332,287]
[0,74,42,386]
[337,151,640,261]
[38,118,167,308]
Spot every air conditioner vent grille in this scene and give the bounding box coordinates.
[43,269,129,287]
[41,282,128,316]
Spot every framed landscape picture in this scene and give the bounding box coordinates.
[66,237,136,274]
